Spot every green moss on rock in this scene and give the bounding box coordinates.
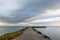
[0,28,27,40]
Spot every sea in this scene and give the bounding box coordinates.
[0,26,60,40]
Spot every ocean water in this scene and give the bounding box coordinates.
[0,26,60,40]
[0,26,25,36]
[35,26,60,40]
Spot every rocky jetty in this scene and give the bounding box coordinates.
[0,27,51,40]
[13,27,50,40]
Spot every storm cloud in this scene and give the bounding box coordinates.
[0,0,60,24]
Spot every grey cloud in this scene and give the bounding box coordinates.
[0,17,21,24]
[0,0,60,24]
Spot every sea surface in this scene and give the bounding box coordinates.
[0,26,60,40]
[35,26,60,40]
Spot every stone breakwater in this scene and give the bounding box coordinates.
[13,27,51,40]
[0,27,51,40]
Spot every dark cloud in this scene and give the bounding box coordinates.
[0,17,21,24]
[0,0,60,24]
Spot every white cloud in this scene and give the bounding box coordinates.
[0,0,30,16]
[31,17,60,23]
[25,9,60,21]
[45,9,60,14]
[0,0,60,24]
[0,0,17,16]
[0,17,60,26]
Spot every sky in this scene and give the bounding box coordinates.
[0,0,60,26]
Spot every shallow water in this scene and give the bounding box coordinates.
[0,26,60,40]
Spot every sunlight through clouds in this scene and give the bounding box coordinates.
[0,0,60,26]
[45,9,60,14]
[31,17,60,23]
